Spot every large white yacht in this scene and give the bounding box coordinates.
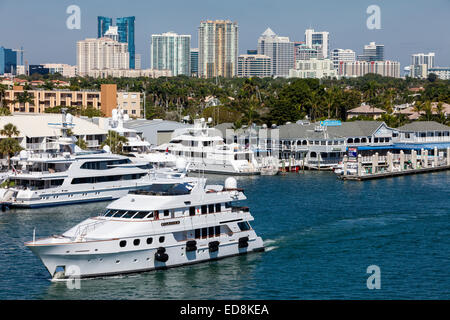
[155,118,260,175]
[25,177,264,279]
[0,113,186,209]
[108,108,151,154]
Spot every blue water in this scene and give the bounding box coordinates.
[0,171,449,299]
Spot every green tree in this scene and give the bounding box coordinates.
[101,131,128,154]
[0,123,22,169]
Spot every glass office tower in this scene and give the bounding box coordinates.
[97,16,135,69]
[117,17,135,69]
[98,16,113,38]
[0,47,17,74]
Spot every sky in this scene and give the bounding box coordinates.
[0,0,449,70]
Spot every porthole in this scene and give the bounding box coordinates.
[119,240,127,247]
[116,260,120,264]
[133,259,138,263]
[159,236,165,243]
[133,239,140,246]
[146,237,153,245]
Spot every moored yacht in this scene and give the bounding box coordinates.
[0,112,186,209]
[155,118,260,175]
[25,177,264,279]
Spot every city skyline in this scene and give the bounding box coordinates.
[0,0,449,70]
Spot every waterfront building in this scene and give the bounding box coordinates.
[198,20,238,78]
[151,32,191,76]
[0,47,17,75]
[190,48,199,77]
[289,58,337,79]
[357,42,384,62]
[257,28,294,77]
[86,68,171,79]
[304,29,330,59]
[428,67,450,80]
[42,64,77,78]
[237,54,272,78]
[3,84,141,117]
[123,119,189,147]
[97,16,136,69]
[0,114,107,154]
[77,37,129,75]
[410,64,428,79]
[331,49,356,70]
[338,60,401,78]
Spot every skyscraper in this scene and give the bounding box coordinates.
[190,48,199,77]
[331,49,356,70]
[77,38,129,75]
[97,16,135,69]
[357,42,384,62]
[117,17,135,69]
[305,29,330,59]
[98,16,113,38]
[411,52,435,69]
[198,20,238,78]
[151,32,191,76]
[257,28,294,77]
[238,54,271,78]
[0,46,17,74]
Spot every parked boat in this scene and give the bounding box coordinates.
[25,177,264,279]
[154,118,260,175]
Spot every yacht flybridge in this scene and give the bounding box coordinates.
[25,177,264,279]
[155,118,260,175]
[0,112,186,209]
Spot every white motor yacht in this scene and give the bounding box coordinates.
[25,177,264,279]
[155,118,260,175]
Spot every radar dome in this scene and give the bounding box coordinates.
[103,145,111,153]
[225,177,237,190]
[207,117,213,123]
[19,150,28,160]
[112,109,118,121]
[176,158,187,170]
[65,113,73,123]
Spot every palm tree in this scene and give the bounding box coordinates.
[0,123,22,170]
[0,123,20,138]
[13,90,34,111]
[76,137,88,150]
[0,84,7,108]
[101,131,128,154]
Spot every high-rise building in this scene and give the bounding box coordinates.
[117,17,135,69]
[257,28,294,77]
[428,67,450,80]
[77,38,129,75]
[97,16,135,69]
[0,46,17,75]
[42,63,78,77]
[190,48,199,77]
[198,20,238,78]
[411,52,435,68]
[304,29,330,59]
[338,60,400,78]
[295,43,320,61]
[331,49,356,70]
[98,16,113,38]
[289,58,337,79]
[357,42,384,62]
[151,32,191,76]
[237,54,271,78]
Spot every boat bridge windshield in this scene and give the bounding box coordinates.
[130,182,194,196]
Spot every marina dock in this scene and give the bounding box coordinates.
[338,147,450,181]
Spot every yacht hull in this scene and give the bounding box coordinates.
[27,236,264,279]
